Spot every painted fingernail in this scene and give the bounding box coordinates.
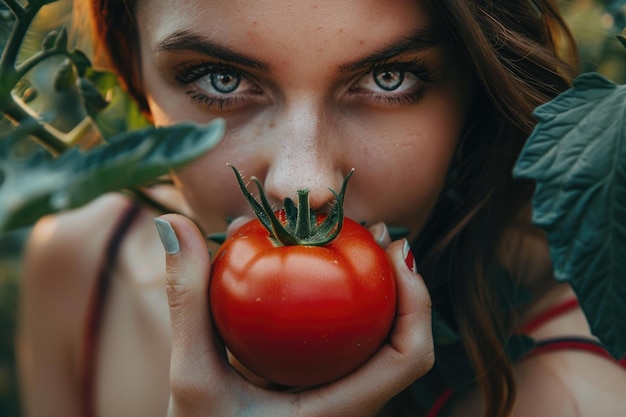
[154,218,180,254]
[402,239,417,274]
[371,222,388,245]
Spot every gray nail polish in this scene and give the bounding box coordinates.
[154,218,180,254]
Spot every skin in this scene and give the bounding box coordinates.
[136,0,472,240]
[17,1,626,416]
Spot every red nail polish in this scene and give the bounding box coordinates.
[403,239,417,274]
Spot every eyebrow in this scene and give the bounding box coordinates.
[154,27,441,74]
[339,28,441,73]
[154,30,270,72]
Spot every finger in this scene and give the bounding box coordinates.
[154,214,229,377]
[368,222,392,248]
[299,239,433,416]
[386,239,433,360]
[225,215,254,238]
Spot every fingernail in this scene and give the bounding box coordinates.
[371,222,388,245]
[402,239,417,274]
[154,218,180,254]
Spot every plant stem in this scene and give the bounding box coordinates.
[1,95,68,155]
[1,0,25,21]
[0,1,35,77]
[15,48,68,80]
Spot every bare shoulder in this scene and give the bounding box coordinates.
[23,193,134,298]
[511,349,626,417]
[444,347,626,417]
[19,194,141,356]
[18,194,140,415]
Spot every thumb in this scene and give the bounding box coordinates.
[154,214,227,373]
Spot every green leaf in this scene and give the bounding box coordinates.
[81,68,151,138]
[514,72,626,360]
[69,49,92,77]
[77,77,109,115]
[53,27,68,51]
[0,119,225,233]
[53,60,76,91]
[40,30,57,50]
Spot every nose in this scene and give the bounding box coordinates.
[262,99,346,212]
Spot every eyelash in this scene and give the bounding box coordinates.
[174,58,435,111]
[356,58,435,106]
[175,62,259,110]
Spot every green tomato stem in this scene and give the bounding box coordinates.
[228,165,354,247]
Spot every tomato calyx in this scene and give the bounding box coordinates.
[228,164,354,247]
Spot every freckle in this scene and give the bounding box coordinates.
[338,28,344,33]
[359,40,365,45]
[317,26,322,30]
[268,122,275,128]
[313,4,318,8]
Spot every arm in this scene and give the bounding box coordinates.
[17,195,128,417]
[17,215,84,417]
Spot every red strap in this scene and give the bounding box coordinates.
[524,337,626,369]
[520,298,579,334]
[425,298,625,417]
[425,388,453,417]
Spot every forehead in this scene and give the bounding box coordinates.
[136,0,431,66]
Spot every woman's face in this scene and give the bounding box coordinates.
[136,0,472,238]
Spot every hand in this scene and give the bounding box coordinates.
[155,214,434,417]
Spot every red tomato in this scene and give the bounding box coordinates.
[209,215,397,387]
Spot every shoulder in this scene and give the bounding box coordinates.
[20,193,137,348]
[444,350,626,417]
[24,193,134,289]
[18,194,148,415]
[511,347,626,417]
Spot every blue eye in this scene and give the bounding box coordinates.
[175,63,252,96]
[360,68,420,94]
[209,71,241,93]
[373,69,406,91]
[176,61,264,110]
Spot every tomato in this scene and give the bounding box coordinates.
[208,166,397,387]
[210,214,396,387]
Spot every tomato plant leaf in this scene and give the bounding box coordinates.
[0,119,225,233]
[80,68,152,139]
[513,72,626,360]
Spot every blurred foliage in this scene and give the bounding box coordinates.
[0,1,624,416]
[0,1,224,416]
[561,0,626,82]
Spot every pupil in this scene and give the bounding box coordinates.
[374,70,404,91]
[211,72,240,93]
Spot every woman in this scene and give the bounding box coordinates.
[17,0,626,416]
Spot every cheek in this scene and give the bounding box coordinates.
[169,124,270,233]
[349,105,463,232]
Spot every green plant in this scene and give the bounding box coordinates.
[514,71,626,360]
[0,0,224,234]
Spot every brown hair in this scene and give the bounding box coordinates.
[79,0,146,111]
[416,1,577,416]
[80,1,578,416]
